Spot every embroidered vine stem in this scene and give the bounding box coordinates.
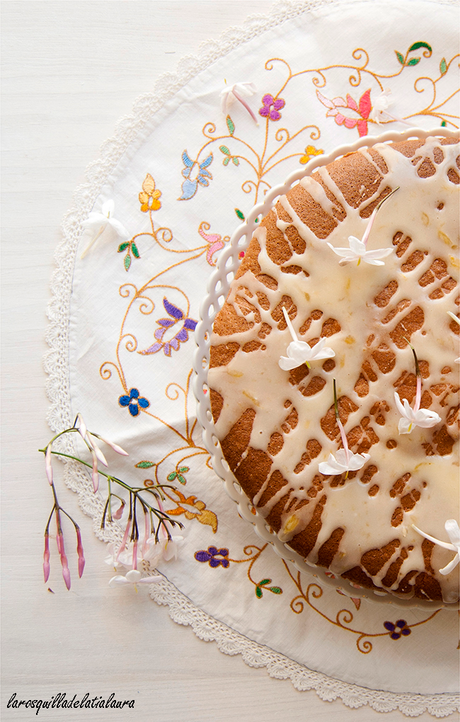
[282,563,441,654]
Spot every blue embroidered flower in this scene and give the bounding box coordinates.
[383,619,411,640]
[118,388,150,417]
[178,151,213,200]
[194,546,230,568]
[139,297,197,357]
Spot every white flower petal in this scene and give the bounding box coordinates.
[439,555,460,576]
[363,248,394,260]
[347,452,370,471]
[101,199,115,217]
[278,355,300,371]
[108,575,130,587]
[398,417,413,434]
[348,236,366,255]
[446,519,460,548]
[412,409,442,428]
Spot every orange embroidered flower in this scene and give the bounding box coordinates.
[300,145,324,164]
[139,173,162,212]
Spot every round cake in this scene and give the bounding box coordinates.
[207,132,460,606]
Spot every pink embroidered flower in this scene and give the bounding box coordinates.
[259,94,285,121]
[316,89,372,137]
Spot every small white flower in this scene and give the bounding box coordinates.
[412,520,460,576]
[318,448,370,476]
[108,569,161,587]
[327,236,394,266]
[394,391,441,434]
[81,199,129,258]
[328,187,399,267]
[144,534,183,567]
[447,311,460,363]
[105,542,132,570]
[279,307,335,370]
[369,88,394,124]
[221,81,256,112]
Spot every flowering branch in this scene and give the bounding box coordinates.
[40,415,183,590]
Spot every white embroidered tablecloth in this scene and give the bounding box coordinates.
[46,0,460,715]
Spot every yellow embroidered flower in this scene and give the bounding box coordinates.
[300,145,324,164]
[139,173,162,212]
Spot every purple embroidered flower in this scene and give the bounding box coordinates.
[259,94,285,121]
[195,546,230,568]
[140,298,197,357]
[118,388,150,417]
[383,619,411,640]
[179,151,213,200]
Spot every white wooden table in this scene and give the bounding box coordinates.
[2,2,454,720]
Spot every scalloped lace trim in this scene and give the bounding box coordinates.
[44,0,460,715]
[150,577,459,718]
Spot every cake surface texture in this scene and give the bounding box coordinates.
[208,134,460,605]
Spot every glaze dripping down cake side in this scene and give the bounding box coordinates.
[208,135,460,605]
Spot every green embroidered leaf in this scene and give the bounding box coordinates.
[407,57,420,66]
[135,460,155,469]
[118,242,129,253]
[131,242,140,258]
[235,208,245,220]
[269,586,282,594]
[177,474,186,485]
[167,472,177,481]
[223,157,230,166]
[232,157,239,166]
[124,253,131,271]
[395,51,405,65]
[255,586,263,599]
[219,145,231,155]
[408,41,432,52]
[440,57,447,75]
[226,115,235,136]
[178,466,189,473]
[441,120,447,127]
[258,578,271,587]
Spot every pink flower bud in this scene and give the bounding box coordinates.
[116,519,131,562]
[132,540,138,570]
[91,451,99,492]
[43,533,50,583]
[97,435,129,457]
[45,445,53,485]
[112,500,125,520]
[56,532,71,590]
[76,528,85,578]
[75,413,88,441]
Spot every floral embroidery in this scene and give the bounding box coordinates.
[219,144,239,166]
[316,89,371,137]
[255,578,282,599]
[139,174,162,212]
[165,489,218,533]
[179,151,213,200]
[383,619,412,640]
[300,145,324,164]
[259,93,285,121]
[195,546,230,567]
[118,388,150,416]
[198,221,228,266]
[139,297,197,357]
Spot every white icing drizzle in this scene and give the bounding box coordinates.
[209,137,460,603]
